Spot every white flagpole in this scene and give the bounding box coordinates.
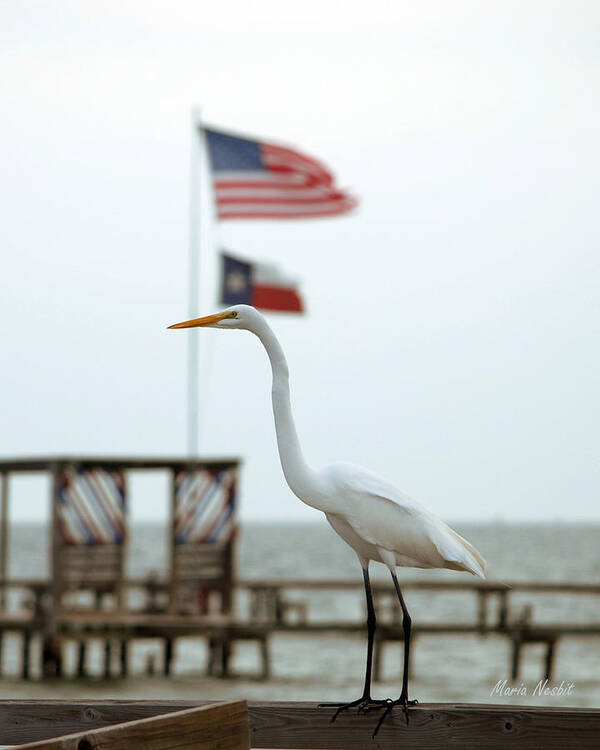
[187,107,202,455]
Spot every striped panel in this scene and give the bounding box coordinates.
[174,467,237,544]
[58,468,127,545]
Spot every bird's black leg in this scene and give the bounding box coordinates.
[370,570,418,737]
[319,566,391,721]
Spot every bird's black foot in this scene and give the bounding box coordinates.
[370,695,418,737]
[318,696,393,723]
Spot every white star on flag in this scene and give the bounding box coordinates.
[226,270,248,293]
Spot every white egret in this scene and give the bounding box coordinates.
[168,304,486,735]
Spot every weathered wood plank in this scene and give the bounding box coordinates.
[14,701,249,750]
[238,577,511,591]
[237,578,600,593]
[0,457,240,472]
[174,549,228,560]
[61,545,122,557]
[0,473,8,611]
[249,701,600,750]
[173,570,227,581]
[1,614,598,640]
[4,575,600,594]
[0,613,37,627]
[0,701,598,749]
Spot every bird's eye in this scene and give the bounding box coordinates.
[230,311,238,318]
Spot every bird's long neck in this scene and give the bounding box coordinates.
[253,319,323,507]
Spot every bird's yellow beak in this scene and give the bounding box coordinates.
[168,311,229,329]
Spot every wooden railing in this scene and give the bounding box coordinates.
[1,576,599,682]
[15,701,249,750]
[0,700,599,750]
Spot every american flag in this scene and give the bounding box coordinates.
[204,127,358,220]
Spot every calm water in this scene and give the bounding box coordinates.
[1,521,599,707]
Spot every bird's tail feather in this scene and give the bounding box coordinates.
[448,528,487,578]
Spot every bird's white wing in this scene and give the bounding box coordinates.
[322,462,486,577]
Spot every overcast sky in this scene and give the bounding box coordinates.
[2,1,598,522]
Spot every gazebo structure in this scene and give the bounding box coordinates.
[0,455,240,676]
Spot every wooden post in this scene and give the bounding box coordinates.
[274,588,284,623]
[250,590,259,621]
[511,605,532,680]
[77,641,87,677]
[43,462,65,677]
[477,590,488,634]
[164,638,174,675]
[223,538,233,614]
[21,630,31,680]
[0,472,8,611]
[146,653,156,676]
[220,636,230,677]
[117,467,128,612]
[510,636,522,680]
[206,637,216,676]
[544,639,556,680]
[498,590,508,630]
[119,640,129,677]
[104,639,112,678]
[0,473,9,674]
[260,635,270,680]
[168,469,177,614]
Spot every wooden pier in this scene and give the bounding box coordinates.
[238,576,600,681]
[1,574,599,682]
[1,700,599,749]
[1,456,599,684]
[0,456,239,679]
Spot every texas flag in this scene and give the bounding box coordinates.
[219,252,304,313]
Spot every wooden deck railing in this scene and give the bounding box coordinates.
[15,701,249,750]
[1,576,599,681]
[0,700,598,750]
